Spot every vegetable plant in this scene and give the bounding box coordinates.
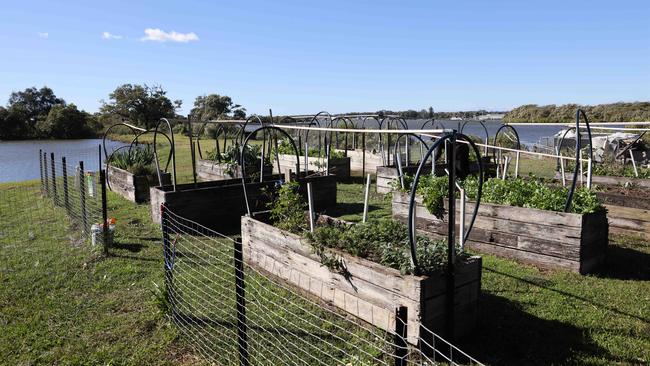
[266,181,459,275]
[398,174,604,215]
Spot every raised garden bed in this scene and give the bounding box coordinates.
[150,174,337,232]
[376,157,495,194]
[556,172,650,188]
[196,158,273,181]
[595,185,650,239]
[376,165,444,194]
[555,172,650,239]
[241,215,482,344]
[392,191,608,274]
[107,165,171,203]
[274,153,351,179]
[335,149,383,174]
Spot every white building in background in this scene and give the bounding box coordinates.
[478,113,506,120]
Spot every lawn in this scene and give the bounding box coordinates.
[2,149,649,365]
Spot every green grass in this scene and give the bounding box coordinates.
[0,181,194,365]
[3,150,650,365]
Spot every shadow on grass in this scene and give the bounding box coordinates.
[594,240,650,281]
[108,253,159,262]
[112,241,146,253]
[460,293,615,366]
[484,267,650,325]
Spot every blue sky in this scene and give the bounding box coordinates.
[0,0,648,115]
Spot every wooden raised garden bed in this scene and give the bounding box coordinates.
[596,186,650,240]
[335,149,383,174]
[150,174,337,232]
[376,157,495,194]
[241,215,482,344]
[555,172,650,239]
[107,165,171,203]
[376,165,444,194]
[556,171,650,188]
[392,191,608,274]
[274,154,351,179]
[196,158,273,181]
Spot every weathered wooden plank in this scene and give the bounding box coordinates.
[242,218,425,302]
[275,154,351,179]
[196,159,273,181]
[393,191,584,227]
[107,165,170,203]
[605,204,650,221]
[241,216,482,344]
[337,149,383,173]
[557,172,650,188]
[393,191,608,274]
[393,193,583,245]
[469,241,580,272]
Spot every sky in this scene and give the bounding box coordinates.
[0,0,648,116]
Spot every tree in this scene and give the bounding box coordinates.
[5,86,65,136]
[190,93,246,120]
[8,86,65,120]
[100,84,181,128]
[37,104,90,138]
[428,107,434,119]
[0,105,29,139]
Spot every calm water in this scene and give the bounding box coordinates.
[0,139,126,183]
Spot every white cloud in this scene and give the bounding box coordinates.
[140,28,199,43]
[101,31,123,40]
[37,32,49,39]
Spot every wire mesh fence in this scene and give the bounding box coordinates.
[161,205,484,365]
[0,149,110,251]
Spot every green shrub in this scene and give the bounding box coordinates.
[268,182,308,234]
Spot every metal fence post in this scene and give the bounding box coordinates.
[79,161,88,237]
[234,239,249,366]
[62,157,70,214]
[39,149,44,193]
[446,133,457,340]
[394,306,408,366]
[43,152,49,197]
[50,152,58,205]
[100,169,108,255]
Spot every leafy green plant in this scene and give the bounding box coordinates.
[110,145,156,176]
[306,219,458,275]
[150,281,171,317]
[268,182,308,234]
[399,174,604,215]
[265,180,458,275]
[205,144,270,177]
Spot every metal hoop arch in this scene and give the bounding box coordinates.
[240,126,301,216]
[153,118,177,191]
[407,132,484,273]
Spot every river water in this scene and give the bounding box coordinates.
[0,139,126,183]
[0,121,610,183]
